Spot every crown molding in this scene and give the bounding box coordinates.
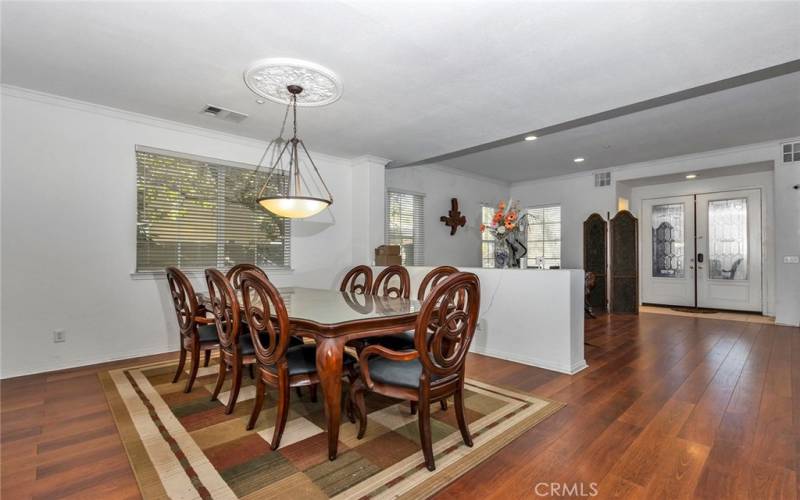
[352,154,391,166]
[0,84,353,166]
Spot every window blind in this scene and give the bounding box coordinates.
[481,205,496,268]
[385,190,424,266]
[527,205,562,269]
[135,146,290,272]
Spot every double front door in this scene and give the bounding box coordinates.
[642,189,762,312]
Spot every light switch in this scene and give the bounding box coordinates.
[784,256,800,264]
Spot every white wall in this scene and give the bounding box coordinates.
[373,266,586,374]
[509,140,800,326]
[773,151,800,326]
[385,165,509,268]
[629,170,775,316]
[351,156,386,266]
[0,87,359,378]
[511,174,616,269]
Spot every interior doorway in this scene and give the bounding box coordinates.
[641,189,762,312]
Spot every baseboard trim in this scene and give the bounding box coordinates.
[0,344,177,380]
[470,346,588,375]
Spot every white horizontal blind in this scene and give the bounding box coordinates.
[527,205,562,269]
[481,206,496,268]
[136,147,290,272]
[385,190,424,265]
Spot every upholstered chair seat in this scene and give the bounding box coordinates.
[263,344,357,377]
[197,324,220,343]
[367,357,444,389]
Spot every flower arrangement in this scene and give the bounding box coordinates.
[480,199,531,268]
[480,199,528,237]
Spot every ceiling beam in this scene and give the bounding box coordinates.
[386,59,800,169]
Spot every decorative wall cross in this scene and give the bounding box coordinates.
[440,198,467,235]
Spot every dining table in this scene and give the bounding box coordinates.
[205,286,422,460]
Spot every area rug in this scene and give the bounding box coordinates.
[100,357,563,499]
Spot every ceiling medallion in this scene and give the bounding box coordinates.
[243,58,342,107]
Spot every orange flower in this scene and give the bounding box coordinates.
[506,211,518,222]
[504,221,514,230]
[493,212,503,224]
[479,224,486,233]
[498,201,506,210]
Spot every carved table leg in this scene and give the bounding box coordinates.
[316,336,346,460]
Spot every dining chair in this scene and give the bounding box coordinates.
[350,272,480,471]
[166,267,219,393]
[206,268,262,414]
[340,265,373,294]
[371,266,459,351]
[226,263,307,389]
[226,263,268,292]
[371,265,410,298]
[240,270,358,448]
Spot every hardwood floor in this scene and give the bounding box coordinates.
[2,313,798,499]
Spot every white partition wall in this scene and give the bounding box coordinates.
[360,266,587,375]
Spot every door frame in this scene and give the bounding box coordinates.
[639,188,764,312]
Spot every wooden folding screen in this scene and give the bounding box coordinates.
[582,213,608,311]
[609,210,639,314]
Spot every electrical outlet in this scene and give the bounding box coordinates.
[784,256,800,264]
[53,329,66,343]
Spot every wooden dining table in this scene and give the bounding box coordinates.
[205,286,422,460]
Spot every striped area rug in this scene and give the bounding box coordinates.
[100,357,563,499]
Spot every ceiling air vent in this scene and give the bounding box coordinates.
[201,104,248,123]
[594,172,611,187]
[782,142,800,163]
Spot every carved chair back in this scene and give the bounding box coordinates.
[372,265,410,299]
[340,265,373,294]
[417,266,459,301]
[165,267,202,340]
[414,272,480,381]
[240,270,291,367]
[205,268,242,353]
[226,264,268,293]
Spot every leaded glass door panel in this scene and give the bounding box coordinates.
[641,196,695,307]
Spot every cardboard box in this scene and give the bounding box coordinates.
[375,245,401,256]
[375,254,402,266]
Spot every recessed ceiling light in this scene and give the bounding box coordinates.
[256,99,266,104]
[686,174,697,179]
[573,157,585,163]
[524,135,538,141]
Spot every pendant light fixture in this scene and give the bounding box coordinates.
[254,85,333,219]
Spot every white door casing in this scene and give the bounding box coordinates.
[641,189,762,312]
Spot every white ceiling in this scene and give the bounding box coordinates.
[2,1,799,181]
[442,72,800,182]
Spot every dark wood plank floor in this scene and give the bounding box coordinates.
[2,313,798,499]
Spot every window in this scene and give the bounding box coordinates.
[481,205,496,268]
[135,146,290,272]
[527,205,561,269]
[385,190,424,265]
